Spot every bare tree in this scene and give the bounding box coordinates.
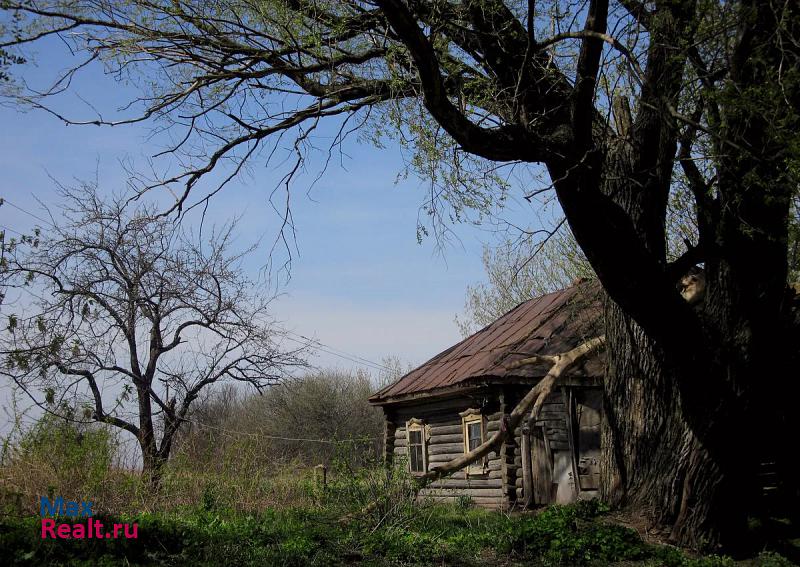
[1,0,799,548]
[0,185,306,483]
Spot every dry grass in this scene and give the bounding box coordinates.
[0,454,326,517]
[0,405,371,517]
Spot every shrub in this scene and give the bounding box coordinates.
[173,370,385,472]
[323,458,420,529]
[3,412,117,510]
[496,502,650,564]
[754,551,795,567]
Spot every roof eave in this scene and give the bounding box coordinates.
[368,382,483,406]
[368,372,603,406]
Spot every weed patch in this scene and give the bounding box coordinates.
[1,502,796,566]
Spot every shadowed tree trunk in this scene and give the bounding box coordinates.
[556,0,799,549]
[138,386,167,487]
[600,262,795,550]
[601,300,743,549]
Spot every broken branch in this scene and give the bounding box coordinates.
[340,335,606,522]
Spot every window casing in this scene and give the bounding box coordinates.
[406,418,428,474]
[460,408,487,475]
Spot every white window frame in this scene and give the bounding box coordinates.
[460,408,487,476]
[406,418,428,475]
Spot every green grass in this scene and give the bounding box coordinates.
[1,500,795,566]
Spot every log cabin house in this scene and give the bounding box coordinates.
[369,281,605,510]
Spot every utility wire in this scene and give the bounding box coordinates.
[284,334,387,373]
[184,417,380,443]
[0,224,26,238]
[283,331,395,374]
[295,333,396,373]
[0,198,54,228]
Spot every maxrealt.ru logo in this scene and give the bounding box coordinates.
[40,496,138,539]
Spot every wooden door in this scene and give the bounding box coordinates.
[531,425,555,505]
[575,390,602,491]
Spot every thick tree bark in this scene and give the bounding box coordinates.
[138,386,165,487]
[600,298,750,549]
[141,450,167,488]
[600,269,798,550]
[560,0,799,549]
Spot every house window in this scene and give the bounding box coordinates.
[406,419,427,474]
[460,408,487,475]
[466,420,482,451]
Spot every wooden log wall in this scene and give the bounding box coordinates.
[388,394,506,509]
[506,388,578,506]
[531,391,569,450]
[499,389,520,507]
[382,385,597,509]
[383,408,396,467]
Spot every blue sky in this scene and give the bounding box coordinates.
[0,39,552,386]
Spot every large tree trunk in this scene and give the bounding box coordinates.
[600,246,800,550]
[574,1,798,547]
[137,386,165,488]
[141,447,167,488]
[600,298,760,550]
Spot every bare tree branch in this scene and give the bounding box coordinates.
[0,184,306,480]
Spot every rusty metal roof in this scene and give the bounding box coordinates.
[369,281,603,404]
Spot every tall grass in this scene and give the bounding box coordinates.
[1,405,795,565]
[2,440,339,517]
[2,370,387,516]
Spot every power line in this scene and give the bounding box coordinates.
[0,224,26,238]
[285,330,396,373]
[184,417,380,443]
[0,198,54,228]
[283,332,394,374]
[292,331,393,372]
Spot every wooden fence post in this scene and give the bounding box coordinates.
[314,464,327,489]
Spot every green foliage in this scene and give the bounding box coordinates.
[491,500,647,565]
[0,9,26,83]
[319,457,420,529]
[789,195,800,283]
[455,494,474,510]
[0,490,794,566]
[0,509,341,566]
[174,371,385,472]
[755,551,797,567]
